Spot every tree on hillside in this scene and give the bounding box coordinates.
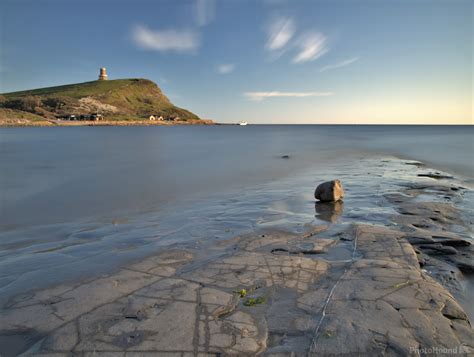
[43,96,75,111]
[4,96,42,113]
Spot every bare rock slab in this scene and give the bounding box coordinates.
[308,225,474,356]
[2,222,472,356]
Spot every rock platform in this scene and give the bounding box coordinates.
[2,223,472,356]
[1,163,473,356]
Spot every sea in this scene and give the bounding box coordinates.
[0,125,473,304]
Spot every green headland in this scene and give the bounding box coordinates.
[0,78,208,126]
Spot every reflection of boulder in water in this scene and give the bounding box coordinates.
[315,201,344,223]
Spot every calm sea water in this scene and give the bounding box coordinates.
[1,125,473,229]
[0,125,473,302]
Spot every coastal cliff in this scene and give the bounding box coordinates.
[0,79,209,126]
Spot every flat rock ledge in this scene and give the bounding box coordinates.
[1,220,472,356]
[307,225,472,356]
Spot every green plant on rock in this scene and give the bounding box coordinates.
[243,296,266,307]
[323,329,335,338]
[234,289,247,297]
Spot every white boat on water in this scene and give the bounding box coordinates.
[239,121,248,126]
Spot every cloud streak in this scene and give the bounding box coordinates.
[293,32,328,63]
[266,17,295,51]
[264,17,330,65]
[132,25,199,52]
[195,0,216,27]
[244,91,333,101]
[217,63,235,74]
[320,57,359,72]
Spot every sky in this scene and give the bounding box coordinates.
[1,0,472,124]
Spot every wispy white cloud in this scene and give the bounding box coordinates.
[293,32,328,64]
[266,17,295,51]
[319,57,359,72]
[195,0,216,27]
[132,25,200,52]
[217,63,235,74]
[244,91,333,101]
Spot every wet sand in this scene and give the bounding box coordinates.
[1,158,473,356]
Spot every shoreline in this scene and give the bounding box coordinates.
[1,158,473,355]
[2,120,473,127]
[0,119,215,127]
[2,121,472,128]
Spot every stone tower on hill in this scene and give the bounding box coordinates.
[98,68,108,80]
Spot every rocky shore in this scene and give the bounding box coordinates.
[1,161,473,356]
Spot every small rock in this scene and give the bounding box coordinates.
[281,155,290,159]
[406,236,435,245]
[314,180,344,202]
[444,253,474,274]
[405,161,425,167]
[417,173,454,179]
[454,261,474,274]
[432,236,471,247]
[419,244,458,255]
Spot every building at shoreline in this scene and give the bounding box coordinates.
[98,68,108,81]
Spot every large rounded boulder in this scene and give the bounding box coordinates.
[314,180,344,202]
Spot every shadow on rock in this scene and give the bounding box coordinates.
[315,201,344,223]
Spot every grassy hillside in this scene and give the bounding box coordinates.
[0,79,199,121]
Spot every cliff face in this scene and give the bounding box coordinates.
[0,79,199,121]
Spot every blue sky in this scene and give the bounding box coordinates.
[1,0,472,124]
